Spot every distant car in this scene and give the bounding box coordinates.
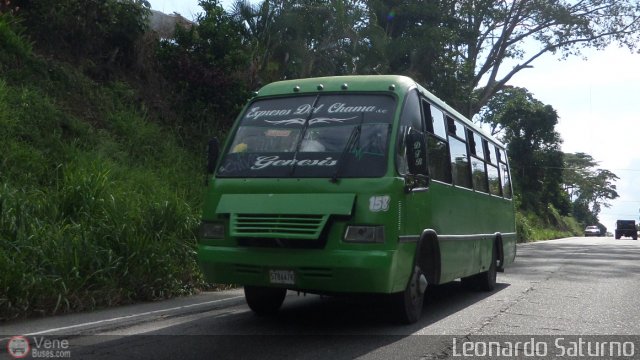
[615,220,638,240]
[584,226,601,237]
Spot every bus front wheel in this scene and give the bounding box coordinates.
[392,265,427,324]
[244,286,287,315]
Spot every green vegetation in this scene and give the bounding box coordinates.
[228,0,640,116]
[0,13,205,320]
[478,87,619,241]
[516,206,583,242]
[1,0,634,318]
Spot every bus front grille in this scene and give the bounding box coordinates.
[230,213,329,239]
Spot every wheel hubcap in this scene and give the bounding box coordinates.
[418,274,428,294]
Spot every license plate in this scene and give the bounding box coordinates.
[269,270,295,285]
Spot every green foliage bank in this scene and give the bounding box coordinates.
[478,87,618,242]
[0,13,205,320]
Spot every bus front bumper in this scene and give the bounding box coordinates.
[197,245,411,294]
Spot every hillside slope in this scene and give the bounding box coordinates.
[0,15,205,320]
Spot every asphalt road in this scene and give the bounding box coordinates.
[2,237,640,359]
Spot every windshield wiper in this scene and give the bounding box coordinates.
[289,95,321,177]
[330,112,365,183]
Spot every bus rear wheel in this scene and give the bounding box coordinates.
[461,244,497,292]
[244,286,287,315]
[392,265,427,324]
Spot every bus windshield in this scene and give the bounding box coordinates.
[217,94,396,178]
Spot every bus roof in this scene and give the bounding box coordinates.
[255,75,504,148]
[256,75,415,96]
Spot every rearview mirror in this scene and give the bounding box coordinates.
[406,129,427,176]
[405,129,429,192]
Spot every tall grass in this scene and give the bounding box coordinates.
[516,206,582,243]
[0,22,207,319]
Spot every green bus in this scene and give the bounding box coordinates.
[198,75,516,324]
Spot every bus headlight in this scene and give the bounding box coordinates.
[344,225,385,243]
[199,222,225,239]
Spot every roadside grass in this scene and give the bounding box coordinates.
[516,207,583,243]
[0,47,207,319]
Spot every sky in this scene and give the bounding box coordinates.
[507,47,640,231]
[147,0,204,20]
[148,0,640,231]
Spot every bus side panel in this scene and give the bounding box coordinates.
[403,182,516,284]
[390,241,419,293]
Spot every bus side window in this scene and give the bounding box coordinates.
[484,139,501,196]
[483,139,497,165]
[423,100,447,139]
[471,132,485,159]
[487,164,502,196]
[448,119,472,189]
[423,101,434,134]
[497,147,513,199]
[448,117,466,139]
[500,164,513,199]
[426,136,452,184]
[469,132,488,193]
[422,100,451,184]
[396,90,423,175]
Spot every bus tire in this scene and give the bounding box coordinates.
[461,243,497,292]
[244,286,287,315]
[392,265,427,324]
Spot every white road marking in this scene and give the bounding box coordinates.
[0,296,244,339]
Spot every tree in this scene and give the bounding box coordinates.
[232,0,368,86]
[10,0,151,72]
[563,152,599,200]
[362,0,640,117]
[564,152,619,224]
[459,0,640,116]
[230,0,279,88]
[477,86,569,214]
[278,0,367,78]
[226,0,640,118]
[157,0,249,134]
[364,0,463,102]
